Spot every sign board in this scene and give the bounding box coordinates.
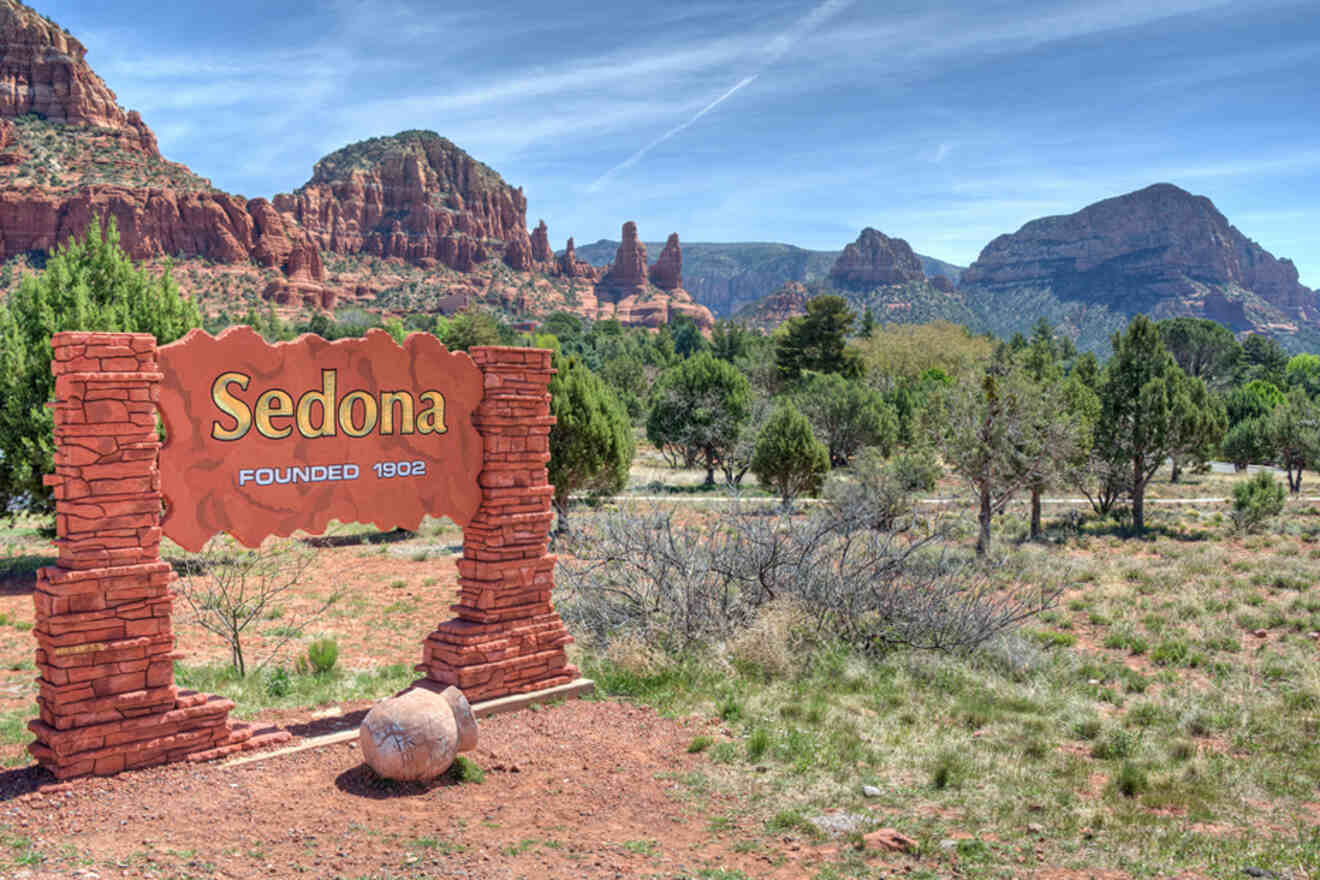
[157,326,484,551]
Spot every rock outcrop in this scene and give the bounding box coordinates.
[592,222,714,330]
[272,131,524,273]
[0,0,157,154]
[0,184,321,278]
[595,221,649,303]
[530,219,552,264]
[649,232,682,291]
[960,183,1317,322]
[733,281,810,331]
[558,236,598,279]
[828,228,925,290]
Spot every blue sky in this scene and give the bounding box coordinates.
[41,0,1320,285]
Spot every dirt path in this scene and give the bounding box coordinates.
[0,699,840,880]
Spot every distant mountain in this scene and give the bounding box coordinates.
[739,189,1320,355]
[959,183,1320,352]
[572,239,963,318]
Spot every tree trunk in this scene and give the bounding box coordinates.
[1030,488,1042,539]
[1132,456,1145,534]
[1170,458,1181,483]
[704,447,716,487]
[552,496,571,535]
[977,484,992,556]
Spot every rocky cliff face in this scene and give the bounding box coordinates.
[829,228,925,290]
[0,0,157,153]
[271,131,526,273]
[0,1,324,292]
[961,183,1317,326]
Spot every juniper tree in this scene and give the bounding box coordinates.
[0,217,199,517]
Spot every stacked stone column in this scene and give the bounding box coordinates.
[418,346,578,700]
[29,331,287,779]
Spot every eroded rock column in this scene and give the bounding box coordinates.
[29,331,286,779]
[419,346,577,701]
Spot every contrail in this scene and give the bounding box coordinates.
[587,0,854,192]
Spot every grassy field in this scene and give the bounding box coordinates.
[1,460,1318,877]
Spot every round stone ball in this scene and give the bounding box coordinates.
[359,688,459,781]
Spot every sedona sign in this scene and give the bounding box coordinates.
[157,326,484,552]
[33,327,577,780]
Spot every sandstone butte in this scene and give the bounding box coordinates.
[0,0,713,332]
[959,182,1318,331]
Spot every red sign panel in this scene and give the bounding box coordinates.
[157,326,485,551]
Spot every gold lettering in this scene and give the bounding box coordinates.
[416,390,447,435]
[379,391,414,435]
[210,372,251,441]
[295,369,336,438]
[338,390,378,438]
[254,389,294,439]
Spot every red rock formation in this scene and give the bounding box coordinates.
[596,221,649,303]
[273,131,526,273]
[530,219,552,263]
[558,236,598,280]
[734,281,809,330]
[503,226,533,271]
[930,274,954,292]
[829,228,925,290]
[960,183,1317,321]
[0,0,157,154]
[649,232,682,291]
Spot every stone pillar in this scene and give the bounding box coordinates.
[29,332,287,779]
[418,346,578,700]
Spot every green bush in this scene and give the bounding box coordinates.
[751,402,830,507]
[307,638,339,675]
[0,217,200,515]
[1230,471,1286,533]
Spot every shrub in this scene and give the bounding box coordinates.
[751,402,830,507]
[306,638,339,675]
[1230,471,1286,533]
[557,497,1061,657]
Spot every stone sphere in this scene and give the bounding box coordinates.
[441,686,478,753]
[359,688,459,781]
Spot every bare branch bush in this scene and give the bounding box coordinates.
[557,490,1063,660]
[175,534,339,677]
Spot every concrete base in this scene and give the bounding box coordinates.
[221,678,595,769]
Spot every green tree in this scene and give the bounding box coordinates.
[775,295,862,381]
[0,217,200,516]
[710,320,751,363]
[1221,418,1271,471]
[794,372,898,466]
[938,362,1084,555]
[1239,334,1288,388]
[1095,315,1216,533]
[669,315,708,359]
[1268,389,1320,494]
[548,353,634,530]
[1285,353,1320,398]
[751,402,830,507]
[441,307,506,351]
[859,307,876,338]
[646,352,751,485]
[1157,317,1241,390]
[1167,377,1227,483]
